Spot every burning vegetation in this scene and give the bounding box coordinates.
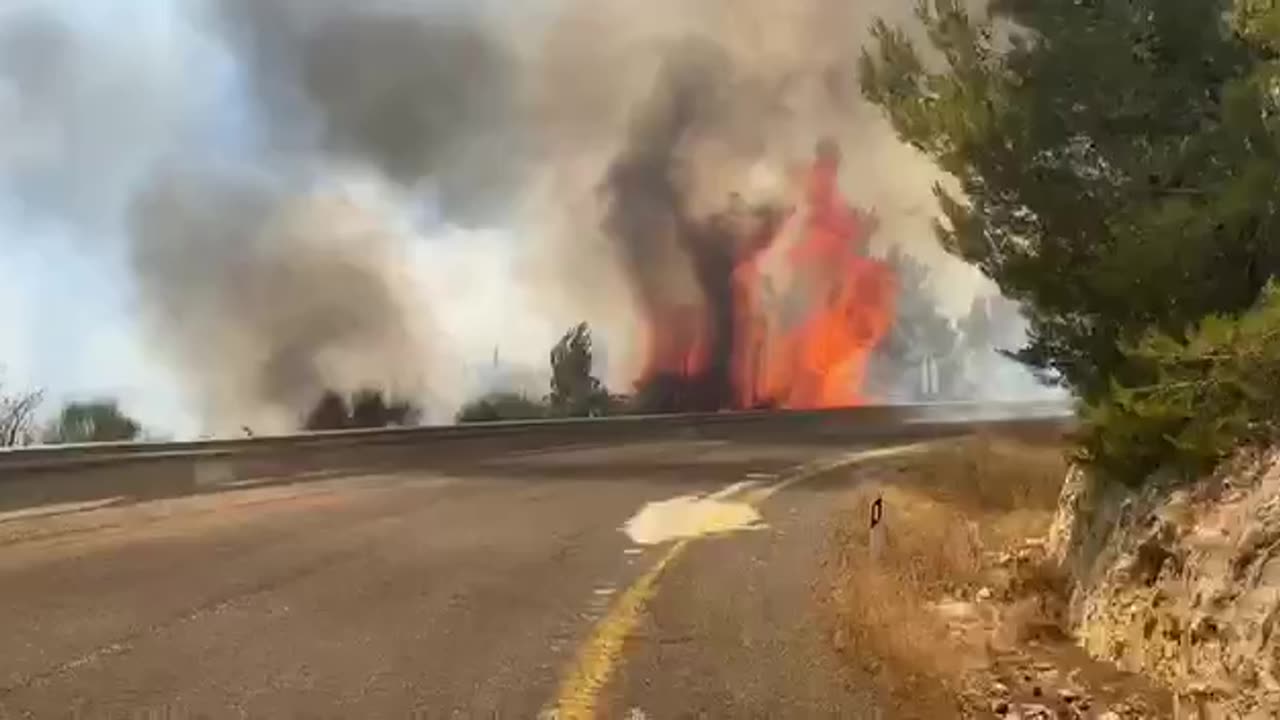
[615,137,897,413]
[594,35,908,415]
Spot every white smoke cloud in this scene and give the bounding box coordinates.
[0,0,235,434]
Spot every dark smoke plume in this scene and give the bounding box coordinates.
[601,42,726,408]
[216,0,524,223]
[603,40,789,410]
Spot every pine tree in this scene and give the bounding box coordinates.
[548,323,611,417]
[861,0,1280,401]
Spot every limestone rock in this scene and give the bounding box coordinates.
[1052,450,1280,717]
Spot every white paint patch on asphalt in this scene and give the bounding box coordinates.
[621,489,765,546]
[620,444,936,547]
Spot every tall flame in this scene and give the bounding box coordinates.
[637,140,897,410]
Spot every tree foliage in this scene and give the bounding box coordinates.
[871,247,964,399]
[303,389,421,431]
[547,323,612,417]
[1081,283,1280,481]
[304,391,351,431]
[861,0,1280,402]
[455,392,547,423]
[349,389,421,428]
[457,322,623,423]
[0,380,41,448]
[44,399,141,444]
[881,248,960,367]
[862,0,1280,479]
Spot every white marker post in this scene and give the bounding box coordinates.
[869,495,886,562]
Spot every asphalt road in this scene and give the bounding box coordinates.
[0,437,916,719]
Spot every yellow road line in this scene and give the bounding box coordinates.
[548,538,690,720]
[544,441,938,719]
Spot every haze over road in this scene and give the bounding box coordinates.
[0,436,930,718]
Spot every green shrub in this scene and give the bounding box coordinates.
[44,399,140,444]
[1081,283,1280,483]
[302,389,421,431]
[455,392,548,423]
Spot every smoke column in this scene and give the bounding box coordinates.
[0,0,1051,434]
[518,0,995,392]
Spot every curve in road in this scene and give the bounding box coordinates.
[0,434,963,718]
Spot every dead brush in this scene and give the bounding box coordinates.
[830,484,987,706]
[874,484,986,593]
[828,433,1073,708]
[996,549,1071,645]
[913,433,1068,514]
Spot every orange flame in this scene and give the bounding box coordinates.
[731,147,896,409]
[645,304,710,379]
[637,141,897,410]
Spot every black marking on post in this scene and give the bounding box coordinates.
[870,496,883,529]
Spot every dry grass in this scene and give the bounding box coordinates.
[831,481,996,714]
[827,433,1072,715]
[913,432,1068,513]
[830,485,980,715]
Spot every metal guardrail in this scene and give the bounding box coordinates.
[0,400,1074,512]
[0,400,1073,474]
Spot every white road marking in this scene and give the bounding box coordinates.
[621,491,764,546]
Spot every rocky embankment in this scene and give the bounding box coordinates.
[1049,453,1280,717]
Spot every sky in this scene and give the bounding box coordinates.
[0,0,222,436]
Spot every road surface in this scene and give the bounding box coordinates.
[0,436,924,718]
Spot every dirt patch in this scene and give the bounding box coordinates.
[825,434,1173,718]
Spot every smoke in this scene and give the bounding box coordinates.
[0,0,1053,435]
[519,0,1011,398]
[115,0,538,432]
[129,170,429,433]
[598,41,740,392]
[215,0,525,223]
[0,3,222,230]
[120,0,531,432]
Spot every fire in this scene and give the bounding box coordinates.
[636,140,897,410]
[646,305,710,380]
